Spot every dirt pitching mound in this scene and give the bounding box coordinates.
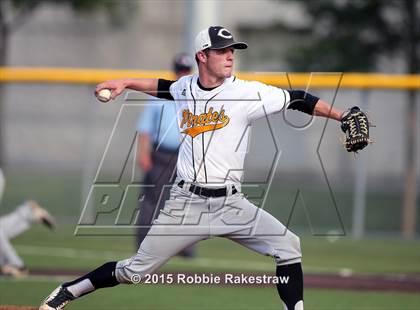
[0,306,37,310]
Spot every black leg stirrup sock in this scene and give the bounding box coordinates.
[64,261,119,289]
[276,263,304,310]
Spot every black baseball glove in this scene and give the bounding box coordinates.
[340,106,371,153]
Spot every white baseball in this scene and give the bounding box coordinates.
[97,89,112,103]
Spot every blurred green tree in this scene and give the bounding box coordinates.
[279,0,419,73]
[0,0,134,166]
[278,0,419,238]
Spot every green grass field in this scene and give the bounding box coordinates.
[0,225,417,309]
[8,226,420,275]
[1,280,419,310]
[2,170,419,234]
[1,171,419,309]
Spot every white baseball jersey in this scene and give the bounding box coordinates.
[169,74,290,186]
[115,76,301,285]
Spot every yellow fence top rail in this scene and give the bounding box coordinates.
[1,67,419,89]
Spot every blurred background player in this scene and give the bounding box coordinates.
[135,53,195,258]
[0,168,56,278]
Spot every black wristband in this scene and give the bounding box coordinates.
[287,90,319,115]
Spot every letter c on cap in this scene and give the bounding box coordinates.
[217,28,233,39]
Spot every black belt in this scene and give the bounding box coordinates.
[178,180,237,198]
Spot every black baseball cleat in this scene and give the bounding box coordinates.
[28,200,56,229]
[39,286,75,310]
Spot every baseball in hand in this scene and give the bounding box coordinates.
[97,89,112,103]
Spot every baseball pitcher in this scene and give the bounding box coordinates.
[39,26,370,310]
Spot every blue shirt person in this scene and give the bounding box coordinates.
[135,53,196,258]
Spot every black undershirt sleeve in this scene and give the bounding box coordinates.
[286,90,320,115]
[156,79,176,100]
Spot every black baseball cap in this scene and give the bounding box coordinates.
[173,53,193,72]
[194,26,248,53]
